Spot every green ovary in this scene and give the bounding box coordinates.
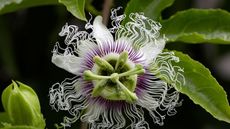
[83,51,145,103]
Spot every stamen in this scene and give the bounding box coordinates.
[84,53,145,103]
[92,80,108,97]
[118,64,145,77]
[115,51,129,70]
[93,56,114,73]
[110,73,138,103]
[115,79,138,103]
[83,70,111,80]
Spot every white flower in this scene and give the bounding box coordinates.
[49,8,185,129]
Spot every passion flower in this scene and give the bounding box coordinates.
[49,8,185,129]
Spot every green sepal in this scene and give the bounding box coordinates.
[1,81,45,128]
[0,112,11,127]
[0,124,41,129]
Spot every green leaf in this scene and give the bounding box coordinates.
[0,0,22,10]
[59,0,86,21]
[0,0,58,15]
[161,9,230,44]
[123,0,175,24]
[172,51,230,123]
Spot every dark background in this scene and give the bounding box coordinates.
[0,0,230,129]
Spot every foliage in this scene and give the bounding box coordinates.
[161,9,230,44]
[172,51,230,123]
[123,0,175,23]
[0,0,58,14]
[0,0,230,128]
[58,0,86,21]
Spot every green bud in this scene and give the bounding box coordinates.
[1,81,45,128]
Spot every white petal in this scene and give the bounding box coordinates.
[77,40,98,58]
[141,39,165,65]
[93,16,114,47]
[52,53,83,75]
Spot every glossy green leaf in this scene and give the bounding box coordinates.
[161,9,230,44]
[0,0,22,11]
[171,51,230,123]
[123,0,175,24]
[0,0,58,15]
[59,0,86,21]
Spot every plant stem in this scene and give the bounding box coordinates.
[80,122,88,129]
[102,0,113,25]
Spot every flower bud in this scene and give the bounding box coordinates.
[1,81,45,128]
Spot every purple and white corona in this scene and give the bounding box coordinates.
[49,8,185,129]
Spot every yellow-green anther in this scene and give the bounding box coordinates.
[115,79,138,103]
[92,80,108,97]
[135,64,143,69]
[83,70,111,80]
[119,64,145,77]
[1,81,45,128]
[115,51,129,70]
[93,56,114,72]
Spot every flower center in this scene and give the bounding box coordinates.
[83,51,145,103]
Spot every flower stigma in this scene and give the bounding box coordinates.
[49,7,185,129]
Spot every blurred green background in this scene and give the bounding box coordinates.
[0,0,230,129]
